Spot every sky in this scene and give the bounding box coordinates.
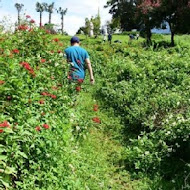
[0,0,112,35]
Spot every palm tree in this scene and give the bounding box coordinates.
[36,2,46,27]
[15,3,24,26]
[57,7,67,35]
[45,2,55,24]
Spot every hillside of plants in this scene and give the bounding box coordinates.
[0,26,190,190]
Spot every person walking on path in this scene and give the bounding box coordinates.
[64,36,95,85]
[108,33,112,44]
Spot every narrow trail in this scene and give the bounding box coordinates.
[67,85,141,190]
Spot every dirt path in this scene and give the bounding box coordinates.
[67,89,137,190]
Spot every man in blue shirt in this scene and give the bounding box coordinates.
[64,36,95,84]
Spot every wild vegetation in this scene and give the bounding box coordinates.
[0,20,190,189]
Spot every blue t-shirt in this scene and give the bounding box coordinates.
[64,46,89,80]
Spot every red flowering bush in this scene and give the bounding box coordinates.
[0,129,4,133]
[39,99,45,104]
[35,126,41,131]
[92,117,101,124]
[42,124,50,129]
[50,94,57,99]
[0,121,10,128]
[20,61,36,77]
[41,91,56,99]
[18,25,29,31]
[0,80,5,85]
[76,86,81,92]
[12,49,19,54]
[93,104,99,112]
[40,58,46,63]
[53,38,59,42]
[77,79,84,84]
[30,19,35,24]
[0,28,75,189]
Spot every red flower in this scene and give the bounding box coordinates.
[39,99,45,104]
[93,104,99,111]
[50,94,57,99]
[42,124,50,129]
[35,126,41,131]
[18,25,28,31]
[20,61,36,76]
[40,59,46,63]
[53,38,59,42]
[12,49,19,54]
[0,121,10,128]
[41,92,50,96]
[77,79,84,84]
[7,96,12,101]
[93,108,98,111]
[0,129,4,133]
[92,117,101,124]
[30,19,35,23]
[0,80,5,85]
[76,86,81,92]
[57,50,61,53]
[26,15,31,18]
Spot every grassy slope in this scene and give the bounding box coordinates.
[63,85,155,190]
[53,34,190,189]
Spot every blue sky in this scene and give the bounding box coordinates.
[0,0,111,35]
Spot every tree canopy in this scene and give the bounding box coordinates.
[106,0,190,45]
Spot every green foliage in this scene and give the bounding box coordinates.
[1,27,190,189]
[105,0,138,31]
[91,35,190,188]
[91,15,101,35]
[0,27,75,189]
[76,14,101,36]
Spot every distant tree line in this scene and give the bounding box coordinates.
[14,2,67,35]
[105,0,190,45]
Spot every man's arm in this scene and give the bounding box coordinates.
[85,58,95,84]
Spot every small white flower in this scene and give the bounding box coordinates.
[145,151,150,155]
[70,113,75,117]
[76,126,80,131]
[172,122,176,126]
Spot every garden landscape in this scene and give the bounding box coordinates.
[0,0,190,189]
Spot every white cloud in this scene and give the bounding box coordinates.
[56,0,111,35]
[0,0,112,35]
